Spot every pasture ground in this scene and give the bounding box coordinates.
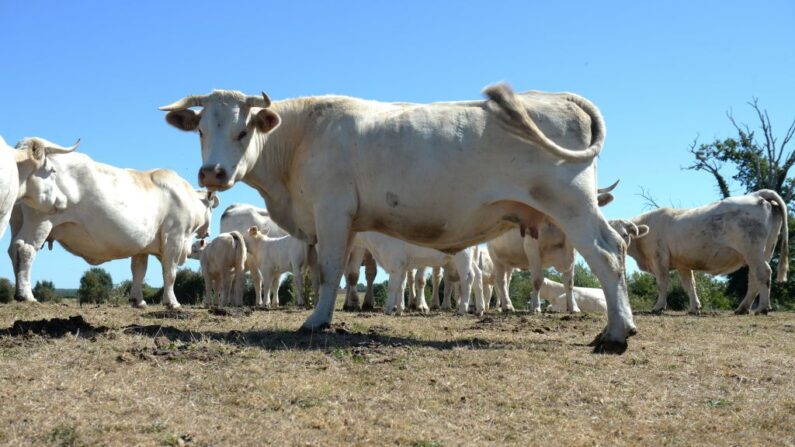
[0,300,793,446]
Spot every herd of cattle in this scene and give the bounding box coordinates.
[0,83,788,352]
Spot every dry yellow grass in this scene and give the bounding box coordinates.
[0,301,793,446]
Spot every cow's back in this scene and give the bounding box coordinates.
[220,204,288,237]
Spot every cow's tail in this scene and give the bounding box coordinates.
[483,83,605,162]
[757,189,789,282]
[230,231,247,278]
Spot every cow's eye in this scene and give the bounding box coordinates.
[237,130,247,141]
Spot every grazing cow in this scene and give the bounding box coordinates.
[342,247,378,311]
[220,203,318,307]
[542,279,607,314]
[191,232,247,306]
[0,137,77,239]
[625,190,788,315]
[242,226,314,308]
[351,231,483,315]
[8,148,218,308]
[161,83,636,352]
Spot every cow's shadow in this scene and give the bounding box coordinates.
[120,323,525,352]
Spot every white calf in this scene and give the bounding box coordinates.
[194,232,247,307]
[542,278,607,314]
[243,226,313,308]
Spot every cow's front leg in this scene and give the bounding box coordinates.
[456,251,481,316]
[385,270,407,316]
[414,267,430,313]
[10,240,39,302]
[562,268,580,313]
[130,254,149,308]
[259,271,273,308]
[362,251,377,310]
[406,269,417,310]
[249,263,264,307]
[343,246,365,311]
[650,268,670,314]
[300,211,351,331]
[678,269,701,315]
[441,271,454,310]
[160,261,180,309]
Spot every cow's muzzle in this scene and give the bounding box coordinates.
[198,164,232,191]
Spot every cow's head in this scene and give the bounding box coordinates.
[247,225,270,240]
[195,190,219,238]
[14,137,79,213]
[188,238,207,260]
[608,219,649,249]
[159,90,281,191]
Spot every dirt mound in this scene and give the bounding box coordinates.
[143,309,196,320]
[208,307,252,318]
[0,315,108,338]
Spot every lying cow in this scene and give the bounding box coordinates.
[220,203,318,307]
[350,231,483,315]
[191,232,247,306]
[161,83,636,353]
[242,226,314,308]
[542,278,607,314]
[8,146,217,308]
[0,137,77,239]
[626,190,788,315]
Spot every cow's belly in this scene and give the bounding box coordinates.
[674,246,744,275]
[50,221,160,264]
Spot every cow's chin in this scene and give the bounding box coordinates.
[200,181,234,192]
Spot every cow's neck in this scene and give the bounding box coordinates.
[242,99,311,240]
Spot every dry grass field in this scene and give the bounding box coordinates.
[0,300,793,446]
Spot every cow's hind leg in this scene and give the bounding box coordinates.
[749,254,773,315]
[343,247,365,311]
[362,251,377,311]
[130,254,149,308]
[415,267,430,313]
[429,266,442,310]
[678,269,701,315]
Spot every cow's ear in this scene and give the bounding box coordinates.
[597,192,614,207]
[252,109,281,134]
[25,140,46,165]
[248,226,259,236]
[635,225,650,239]
[165,109,201,131]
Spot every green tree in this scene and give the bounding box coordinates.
[173,268,204,305]
[33,280,59,303]
[77,268,113,304]
[0,278,13,303]
[686,99,795,307]
[372,282,388,307]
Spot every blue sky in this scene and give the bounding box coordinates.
[1,1,793,288]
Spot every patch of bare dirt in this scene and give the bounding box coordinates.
[143,309,197,320]
[0,315,107,339]
[207,307,252,318]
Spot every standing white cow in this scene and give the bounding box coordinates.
[242,226,314,308]
[0,137,77,239]
[191,232,247,306]
[625,190,788,315]
[8,148,218,308]
[542,279,608,314]
[161,83,636,353]
[350,231,483,316]
[220,203,318,307]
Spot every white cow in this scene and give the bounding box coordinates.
[0,137,77,239]
[350,231,483,315]
[220,203,318,307]
[625,190,789,315]
[8,147,218,308]
[191,232,247,306]
[242,226,314,308]
[542,279,607,314]
[161,83,636,352]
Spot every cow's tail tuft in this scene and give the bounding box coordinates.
[230,231,247,279]
[483,82,605,162]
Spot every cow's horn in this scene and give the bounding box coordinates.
[597,179,620,194]
[45,138,80,155]
[245,92,271,108]
[158,94,208,111]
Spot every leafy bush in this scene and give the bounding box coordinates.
[173,268,204,305]
[77,268,113,304]
[33,280,59,303]
[373,282,388,307]
[0,278,13,303]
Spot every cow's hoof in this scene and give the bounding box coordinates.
[361,303,375,312]
[164,303,181,310]
[650,308,665,315]
[15,296,38,303]
[132,301,148,309]
[429,304,440,311]
[687,309,701,316]
[341,304,359,312]
[474,310,484,317]
[591,336,629,355]
[418,305,430,314]
[733,307,749,315]
[569,308,582,314]
[754,307,770,315]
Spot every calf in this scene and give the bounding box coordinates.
[626,190,788,315]
[243,226,314,308]
[542,278,607,314]
[192,232,247,306]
